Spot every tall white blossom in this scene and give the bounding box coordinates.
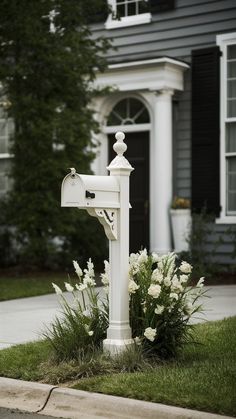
[101,260,110,286]
[137,249,148,266]
[64,282,74,293]
[73,260,83,278]
[75,283,87,292]
[84,258,95,278]
[196,277,205,288]
[52,283,63,295]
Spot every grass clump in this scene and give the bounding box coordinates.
[0,339,51,381]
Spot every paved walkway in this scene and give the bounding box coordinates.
[0,285,236,350]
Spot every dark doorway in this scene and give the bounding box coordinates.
[109,131,150,253]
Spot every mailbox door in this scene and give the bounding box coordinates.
[109,131,150,253]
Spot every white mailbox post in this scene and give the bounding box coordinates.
[61,132,134,354]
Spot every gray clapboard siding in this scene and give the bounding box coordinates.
[91,0,236,264]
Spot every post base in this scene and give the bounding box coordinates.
[103,338,134,356]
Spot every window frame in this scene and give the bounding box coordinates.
[216,32,236,224]
[105,0,151,29]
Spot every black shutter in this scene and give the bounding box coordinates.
[191,46,221,216]
[150,0,175,13]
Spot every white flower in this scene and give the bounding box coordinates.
[170,292,179,301]
[137,249,148,265]
[196,277,205,288]
[144,327,157,342]
[83,274,96,287]
[101,260,110,285]
[180,261,192,274]
[84,258,95,278]
[164,276,171,287]
[154,305,164,315]
[184,300,194,315]
[134,336,142,345]
[151,269,163,283]
[88,330,94,336]
[75,283,87,292]
[64,282,74,292]
[179,274,189,283]
[73,260,83,277]
[148,284,161,299]
[171,275,183,293]
[152,252,160,263]
[129,253,140,276]
[128,279,140,294]
[52,283,63,295]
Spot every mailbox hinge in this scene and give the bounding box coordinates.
[86,208,118,240]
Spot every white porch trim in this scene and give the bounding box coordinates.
[92,58,189,253]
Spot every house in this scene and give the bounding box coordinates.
[88,0,236,262]
[0,0,236,264]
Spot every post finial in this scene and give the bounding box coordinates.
[113,131,127,156]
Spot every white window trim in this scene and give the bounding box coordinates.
[105,0,151,29]
[216,32,236,224]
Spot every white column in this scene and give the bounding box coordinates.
[151,89,174,254]
[103,132,134,355]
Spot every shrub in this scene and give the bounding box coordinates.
[45,251,206,361]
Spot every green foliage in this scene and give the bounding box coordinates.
[0,0,111,268]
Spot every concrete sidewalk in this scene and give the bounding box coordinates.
[0,285,236,350]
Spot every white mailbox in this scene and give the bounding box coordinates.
[61,172,120,209]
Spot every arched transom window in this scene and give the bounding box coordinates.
[107,98,150,126]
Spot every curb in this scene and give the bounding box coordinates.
[0,377,234,419]
[0,377,56,412]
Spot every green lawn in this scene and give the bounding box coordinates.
[0,317,235,416]
[0,272,71,301]
[74,317,236,417]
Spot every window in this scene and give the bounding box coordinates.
[217,32,236,223]
[105,0,151,29]
[107,97,150,126]
[0,104,13,196]
[116,0,149,18]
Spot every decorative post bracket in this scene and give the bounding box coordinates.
[87,208,118,240]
